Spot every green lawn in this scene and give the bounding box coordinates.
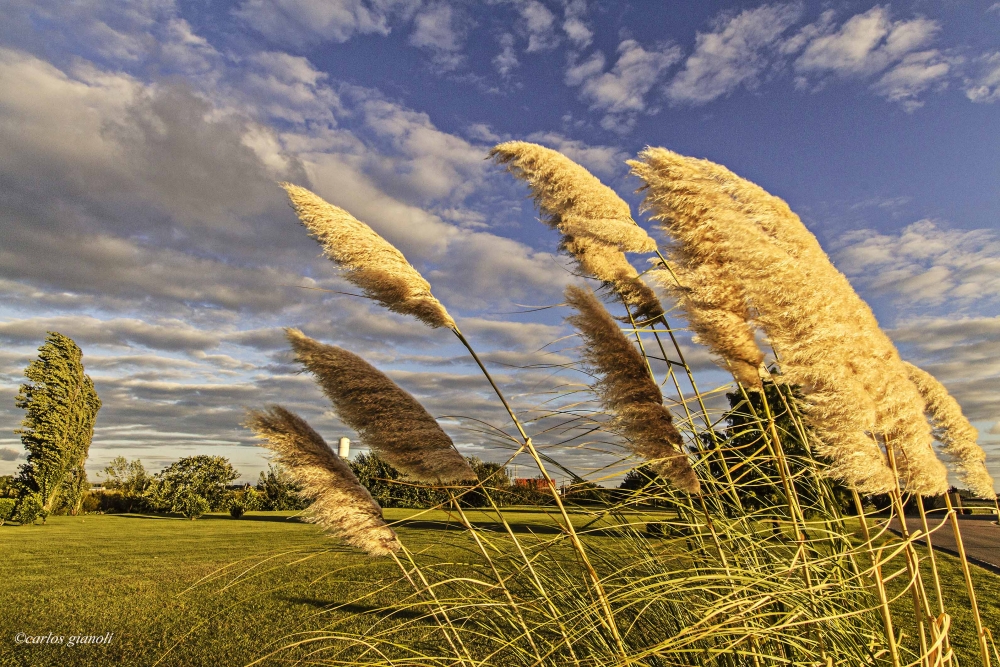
[1,511,998,666]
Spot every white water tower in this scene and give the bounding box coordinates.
[338,437,351,459]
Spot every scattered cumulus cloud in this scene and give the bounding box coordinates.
[234,0,419,45]
[965,51,1000,103]
[666,2,803,105]
[788,7,953,111]
[834,220,1000,311]
[566,40,682,132]
[409,2,469,71]
[517,0,559,53]
[493,32,519,77]
[562,0,593,48]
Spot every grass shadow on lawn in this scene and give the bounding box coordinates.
[103,512,308,523]
[282,597,426,621]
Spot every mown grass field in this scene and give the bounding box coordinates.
[1,510,998,666]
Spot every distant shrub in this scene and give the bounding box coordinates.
[228,487,261,518]
[180,493,210,520]
[0,498,15,525]
[13,494,44,525]
[257,464,309,511]
[101,456,151,512]
[80,491,102,514]
[148,456,239,513]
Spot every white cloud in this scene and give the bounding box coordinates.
[408,2,468,71]
[872,50,953,111]
[0,316,222,352]
[562,0,592,48]
[666,2,803,105]
[965,51,1000,103]
[834,220,1000,311]
[494,32,519,77]
[789,7,952,110]
[565,51,605,85]
[243,51,343,124]
[234,0,418,44]
[567,40,682,131]
[518,0,558,52]
[794,9,938,76]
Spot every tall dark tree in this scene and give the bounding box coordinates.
[15,332,101,513]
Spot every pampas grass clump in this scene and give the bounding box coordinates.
[629,148,952,496]
[282,183,455,329]
[564,285,700,494]
[286,328,473,484]
[239,141,995,667]
[245,405,401,556]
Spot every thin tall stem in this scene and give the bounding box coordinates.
[451,325,628,659]
[943,492,991,667]
[853,490,901,667]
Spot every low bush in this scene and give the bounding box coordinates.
[13,494,44,526]
[227,488,261,519]
[0,498,15,525]
[181,493,210,520]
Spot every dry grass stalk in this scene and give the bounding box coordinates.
[281,183,455,329]
[904,361,996,499]
[286,328,474,484]
[564,285,700,494]
[560,234,663,323]
[489,141,656,253]
[630,147,950,495]
[245,405,400,556]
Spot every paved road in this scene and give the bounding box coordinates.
[888,514,1000,572]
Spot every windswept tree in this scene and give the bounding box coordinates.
[15,332,101,513]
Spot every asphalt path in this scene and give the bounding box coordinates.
[888,513,1000,573]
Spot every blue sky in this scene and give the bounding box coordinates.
[0,0,997,487]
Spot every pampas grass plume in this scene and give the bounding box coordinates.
[565,285,700,494]
[630,147,921,495]
[489,141,656,253]
[286,328,474,484]
[904,361,996,499]
[560,235,664,323]
[245,405,401,556]
[282,183,455,329]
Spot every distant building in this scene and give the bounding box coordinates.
[514,476,555,491]
[338,437,350,458]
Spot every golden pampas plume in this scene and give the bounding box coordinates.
[649,259,764,388]
[565,285,700,494]
[245,405,400,556]
[286,329,474,484]
[560,235,664,323]
[489,141,656,253]
[629,147,953,495]
[281,183,455,329]
[904,362,996,499]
